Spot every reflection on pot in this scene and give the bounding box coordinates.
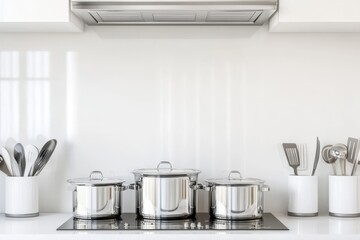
[73,218,120,230]
[210,218,262,230]
[136,217,195,230]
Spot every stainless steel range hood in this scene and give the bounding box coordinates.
[71,0,277,25]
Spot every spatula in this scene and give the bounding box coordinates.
[352,150,360,176]
[297,144,308,171]
[347,137,360,176]
[283,143,300,175]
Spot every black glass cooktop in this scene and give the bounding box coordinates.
[57,213,288,231]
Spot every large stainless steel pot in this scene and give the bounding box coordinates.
[203,170,269,220]
[67,171,126,220]
[130,161,201,219]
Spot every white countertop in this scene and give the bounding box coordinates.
[0,213,360,240]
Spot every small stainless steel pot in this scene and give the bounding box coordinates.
[203,170,269,220]
[67,171,126,220]
[130,161,201,220]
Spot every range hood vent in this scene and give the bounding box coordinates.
[91,11,144,22]
[72,0,277,25]
[153,13,197,22]
[206,11,261,22]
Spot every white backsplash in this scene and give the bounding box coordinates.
[0,25,360,214]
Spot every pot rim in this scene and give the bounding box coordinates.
[68,171,125,186]
[205,170,265,186]
[132,161,201,177]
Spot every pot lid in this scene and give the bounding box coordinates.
[67,171,125,186]
[132,161,201,177]
[205,170,265,186]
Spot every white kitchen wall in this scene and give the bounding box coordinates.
[0,25,360,214]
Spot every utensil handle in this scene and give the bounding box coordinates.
[351,162,358,176]
[351,150,360,176]
[293,167,298,176]
[29,165,34,177]
[10,158,20,177]
[332,164,337,176]
[339,160,344,176]
[311,137,320,176]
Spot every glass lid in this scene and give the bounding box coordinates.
[205,170,265,186]
[132,161,201,177]
[67,171,125,186]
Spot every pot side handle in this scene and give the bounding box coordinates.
[192,183,213,191]
[262,185,270,192]
[128,183,141,190]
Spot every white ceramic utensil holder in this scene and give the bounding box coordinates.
[329,176,360,217]
[5,176,39,218]
[288,175,318,217]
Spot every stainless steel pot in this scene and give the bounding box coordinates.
[67,171,126,220]
[130,161,201,219]
[203,170,269,220]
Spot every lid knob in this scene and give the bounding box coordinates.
[157,161,173,171]
[89,171,104,181]
[228,170,242,180]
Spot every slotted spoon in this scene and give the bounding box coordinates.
[283,143,300,175]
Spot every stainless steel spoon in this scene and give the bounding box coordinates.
[5,138,20,176]
[14,143,26,177]
[1,147,13,176]
[322,145,337,175]
[30,139,57,176]
[330,144,347,176]
[0,154,11,176]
